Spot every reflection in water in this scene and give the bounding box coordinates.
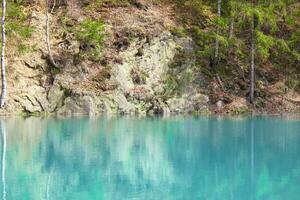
[0,116,300,200]
[250,120,255,200]
[45,171,51,200]
[0,120,6,200]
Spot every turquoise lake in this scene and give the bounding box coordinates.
[0,116,299,200]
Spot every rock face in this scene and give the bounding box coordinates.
[0,8,210,116]
[167,92,209,113]
[113,31,176,92]
[110,31,178,114]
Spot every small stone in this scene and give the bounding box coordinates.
[216,100,223,109]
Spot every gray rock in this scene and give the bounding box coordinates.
[167,92,209,113]
[1,26,206,116]
[57,95,100,116]
[48,82,65,112]
[216,100,224,109]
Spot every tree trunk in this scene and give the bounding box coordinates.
[229,18,234,39]
[0,0,6,108]
[214,0,222,61]
[249,2,255,104]
[214,0,224,90]
[46,0,59,68]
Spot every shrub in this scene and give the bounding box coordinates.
[74,19,105,61]
[170,27,188,38]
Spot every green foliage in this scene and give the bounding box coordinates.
[74,19,106,61]
[164,75,180,96]
[7,22,34,39]
[285,75,300,91]
[256,30,275,60]
[215,34,229,48]
[76,19,105,45]
[4,2,35,55]
[161,0,300,107]
[17,44,30,55]
[170,27,188,38]
[6,2,34,38]
[231,107,251,115]
[7,1,27,21]
[192,26,214,58]
[163,55,195,97]
[212,16,228,29]
[17,43,38,55]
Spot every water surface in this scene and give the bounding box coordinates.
[0,116,299,200]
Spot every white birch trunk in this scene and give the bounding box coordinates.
[214,0,221,61]
[250,3,255,104]
[46,0,58,68]
[214,0,224,90]
[229,18,234,39]
[0,0,6,108]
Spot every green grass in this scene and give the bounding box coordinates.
[7,2,35,38]
[73,19,106,61]
[170,26,188,38]
[2,2,35,54]
[17,42,38,55]
[164,75,180,96]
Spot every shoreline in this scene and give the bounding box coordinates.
[0,110,299,119]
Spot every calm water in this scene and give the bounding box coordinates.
[0,116,299,200]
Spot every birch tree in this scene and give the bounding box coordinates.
[249,0,256,104]
[214,0,224,90]
[0,0,6,108]
[229,19,234,39]
[46,0,59,68]
[214,0,222,63]
[228,1,235,39]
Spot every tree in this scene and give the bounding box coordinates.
[214,0,224,90]
[228,0,236,39]
[215,0,222,62]
[249,0,256,104]
[46,0,59,68]
[0,0,6,108]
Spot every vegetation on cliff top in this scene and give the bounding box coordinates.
[0,0,299,114]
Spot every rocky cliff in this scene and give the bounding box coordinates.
[0,3,211,116]
[0,1,299,116]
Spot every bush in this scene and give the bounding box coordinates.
[74,19,105,61]
[164,75,180,95]
[170,27,188,38]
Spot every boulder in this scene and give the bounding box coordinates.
[167,92,209,113]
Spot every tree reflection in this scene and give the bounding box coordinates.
[0,116,300,199]
[0,120,6,200]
